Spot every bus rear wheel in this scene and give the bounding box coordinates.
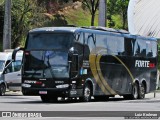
[138,83,145,99]
[0,84,6,96]
[131,83,139,99]
[80,83,91,102]
[123,83,139,100]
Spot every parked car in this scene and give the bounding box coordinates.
[0,50,23,95]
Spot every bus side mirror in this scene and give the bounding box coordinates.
[12,47,24,61]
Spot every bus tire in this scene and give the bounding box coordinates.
[123,83,139,100]
[131,83,139,99]
[80,83,91,102]
[0,84,6,96]
[138,83,145,99]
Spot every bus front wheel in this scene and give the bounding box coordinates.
[80,83,91,102]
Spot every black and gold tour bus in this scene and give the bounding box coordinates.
[12,27,158,102]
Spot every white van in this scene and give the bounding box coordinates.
[0,50,23,94]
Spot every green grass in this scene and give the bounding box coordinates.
[63,8,98,26]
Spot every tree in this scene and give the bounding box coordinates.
[107,0,129,29]
[107,0,116,28]
[3,0,11,51]
[3,0,72,48]
[37,0,72,14]
[82,0,99,26]
[11,0,46,48]
[116,0,129,29]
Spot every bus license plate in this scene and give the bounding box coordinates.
[39,91,47,94]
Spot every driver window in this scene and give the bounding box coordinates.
[5,60,12,73]
[5,60,22,73]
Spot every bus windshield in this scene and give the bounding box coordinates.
[24,50,69,78]
[24,32,74,78]
[26,33,74,50]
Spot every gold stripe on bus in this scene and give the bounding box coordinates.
[111,55,134,82]
[89,54,111,95]
[96,55,117,95]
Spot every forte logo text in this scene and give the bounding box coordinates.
[135,60,155,68]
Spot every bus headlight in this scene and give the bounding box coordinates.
[56,84,69,88]
[22,83,31,88]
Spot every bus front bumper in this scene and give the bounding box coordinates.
[22,87,82,97]
[22,87,70,97]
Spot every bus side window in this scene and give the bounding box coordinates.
[75,32,83,44]
[134,42,140,56]
[151,41,157,57]
[74,32,84,67]
[74,32,84,56]
[107,36,118,55]
[85,33,96,52]
[134,39,147,57]
[146,41,153,57]
[96,34,107,49]
[125,38,134,56]
[117,37,125,55]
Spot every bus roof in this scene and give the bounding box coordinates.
[30,27,79,33]
[29,27,157,41]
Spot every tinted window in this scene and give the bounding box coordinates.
[107,35,124,55]
[24,51,69,78]
[27,33,74,50]
[125,38,135,56]
[149,41,157,57]
[74,32,84,55]
[75,32,84,44]
[134,39,146,57]
[146,41,153,57]
[96,34,124,55]
[117,37,125,55]
[96,34,107,49]
[85,33,96,52]
[134,39,157,57]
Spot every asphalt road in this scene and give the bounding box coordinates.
[0,91,160,120]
